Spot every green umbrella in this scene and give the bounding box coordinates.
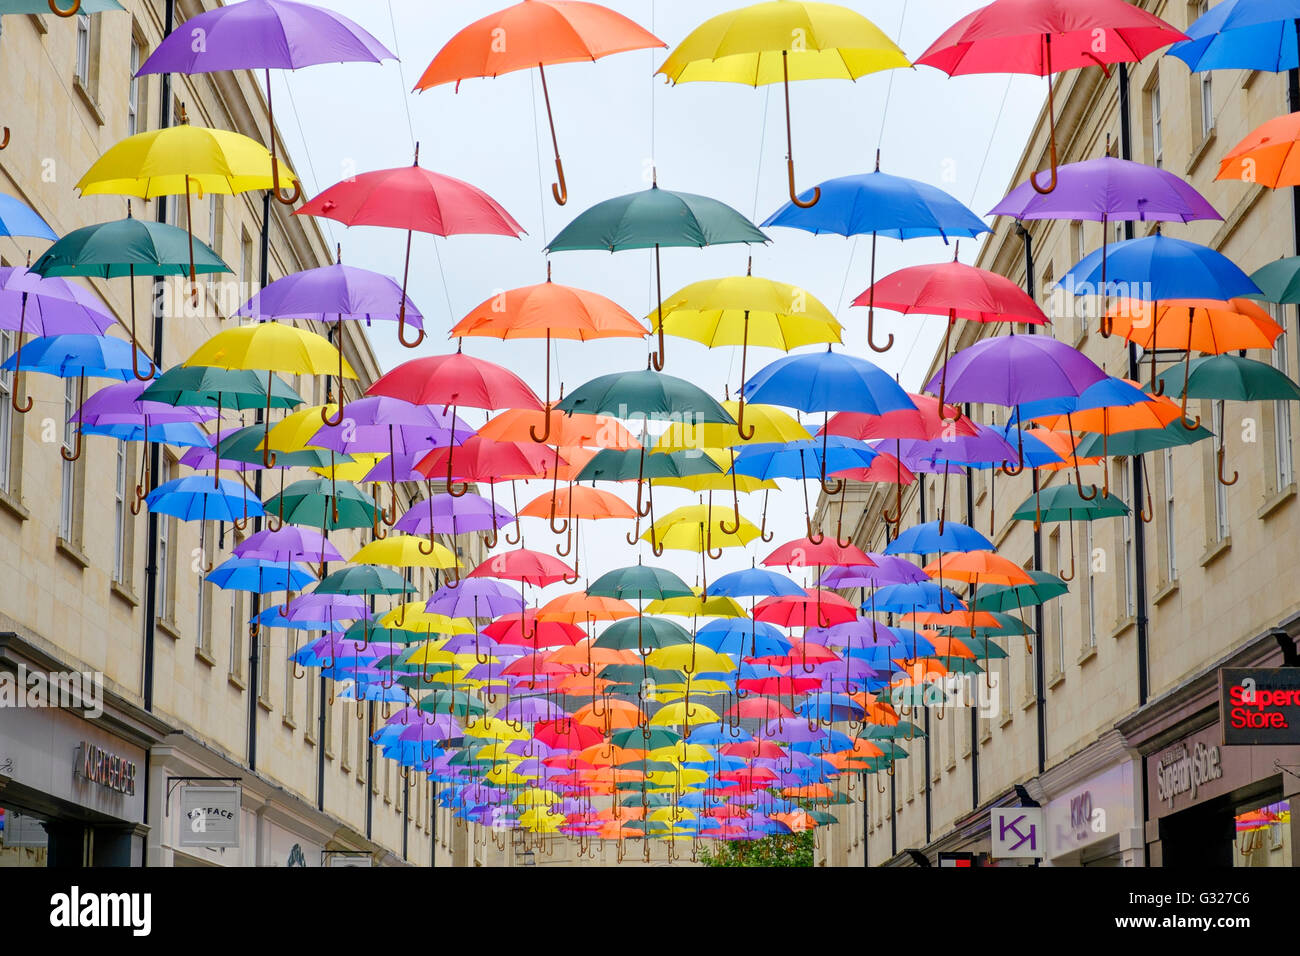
[418,690,488,719]
[939,610,1033,639]
[262,477,374,532]
[974,569,1069,611]
[1153,354,1300,486]
[218,426,346,469]
[557,367,734,424]
[144,366,302,410]
[587,563,693,601]
[859,721,923,740]
[0,1,126,14]
[317,564,413,595]
[1075,419,1214,457]
[1247,256,1300,304]
[596,663,686,689]
[610,726,682,750]
[950,635,1009,659]
[545,178,767,369]
[593,616,693,653]
[1012,483,1129,580]
[31,213,229,380]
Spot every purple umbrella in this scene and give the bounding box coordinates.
[990,155,1221,340]
[806,619,902,647]
[136,0,395,209]
[307,396,466,453]
[235,525,343,570]
[819,555,928,589]
[499,696,570,724]
[180,445,266,475]
[426,578,523,620]
[924,335,1106,477]
[400,713,462,740]
[398,491,517,551]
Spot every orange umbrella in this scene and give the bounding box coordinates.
[781,783,835,800]
[925,550,1034,587]
[925,635,978,659]
[538,595,638,625]
[479,404,641,449]
[1105,298,1283,354]
[1217,110,1300,188]
[573,698,644,732]
[450,266,648,439]
[414,1,665,205]
[905,609,1000,630]
[522,482,635,575]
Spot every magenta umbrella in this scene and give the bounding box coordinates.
[135,0,395,205]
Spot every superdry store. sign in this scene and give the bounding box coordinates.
[1219,667,1300,745]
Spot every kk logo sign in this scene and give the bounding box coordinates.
[991,807,1044,859]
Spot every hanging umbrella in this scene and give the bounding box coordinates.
[854,251,1048,413]
[415,0,663,205]
[145,476,265,524]
[1249,257,1300,303]
[262,477,377,531]
[238,260,423,424]
[367,347,542,496]
[990,154,1220,332]
[135,0,395,205]
[765,159,990,350]
[1011,482,1128,579]
[0,334,154,462]
[1218,111,1300,188]
[638,503,760,590]
[450,266,647,438]
[659,1,910,207]
[1169,0,1300,73]
[75,123,293,295]
[31,212,229,381]
[296,148,525,347]
[733,437,878,541]
[519,485,635,571]
[917,0,1186,193]
[545,178,768,368]
[468,549,575,588]
[651,263,841,439]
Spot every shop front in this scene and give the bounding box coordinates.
[1039,731,1144,866]
[1118,629,1300,868]
[0,632,168,867]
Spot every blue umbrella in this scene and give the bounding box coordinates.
[1010,375,1150,423]
[762,162,990,351]
[872,581,964,614]
[0,194,57,241]
[732,436,878,540]
[146,475,265,523]
[695,618,792,658]
[1168,0,1300,72]
[885,520,993,556]
[707,565,806,599]
[206,556,315,593]
[1060,232,1261,396]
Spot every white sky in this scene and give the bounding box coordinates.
[269,0,1045,603]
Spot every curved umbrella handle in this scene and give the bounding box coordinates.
[1217,445,1239,487]
[1059,544,1076,582]
[482,525,498,550]
[321,400,345,428]
[759,488,774,542]
[60,428,82,464]
[551,157,568,206]
[1029,49,1059,195]
[371,489,387,540]
[417,529,435,555]
[866,311,894,353]
[787,162,821,209]
[835,482,853,549]
[132,343,156,383]
[735,396,756,443]
[274,179,302,207]
[48,0,79,16]
[805,515,825,546]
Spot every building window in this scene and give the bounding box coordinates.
[304,670,317,744]
[1050,529,1064,675]
[75,14,91,88]
[258,627,272,702]
[0,328,14,496]
[284,648,296,722]
[196,527,213,657]
[127,36,142,135]
[1117,459,1135,619]
[1149,76,1164,168]
[60,379,80,543]
[1272,304,1295,492]
[1084,521,1097,648]
[156,457,175,621]
[1196,1,1213,137]
[113,441,131,584]
[1162,447,1178,583]
[1211,401,1230,540]
[341,697,351,772]
[240,229,254,313]
[229,593,245,682]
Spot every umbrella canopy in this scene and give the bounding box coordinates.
[1168,0,1300,72]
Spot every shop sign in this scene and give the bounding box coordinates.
[178,786,241,848]
[1154,740,1221,810]
[73,741,136,796]
[1219,667,1300,745]
[991,807,1043,858]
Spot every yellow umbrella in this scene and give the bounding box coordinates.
[76,123,296,292]
[650,743,716,765]
[650,449,777,494]
[654,680,733,700]
[351,535,460,570]
[640,501,760,590]
[311,452,386,481]
[376,606,472,634]
[514,787,562,806]
[649,268,841,439]
[185,324,354,466]
[645,590,746,620]
[658,1,910,205]
[262,404,337,452]
[650,701,721,728]
[462,717,529,741]
[646,645,738,674]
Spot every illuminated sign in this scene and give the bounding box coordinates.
[1219,667,1300,745]
[73,742,136,796]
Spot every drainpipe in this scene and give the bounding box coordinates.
[1291,24,1300,258]
[142,0,176,715]
[1018,223,1048,773]
[402,776,409,862]
[965,410,981,799]
[366,701,374,840]
[1118,64,1151,707]
[889,752,897,859]
[247,191,271,771]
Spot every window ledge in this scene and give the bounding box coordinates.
[1258,483,1296,521]
[1241,69,1260,92]
[228,672,246,691]
[304,730,316,746]
[1111,616,1136,641]
[157,617,181,642]
[72,76,105,127]
[945,760,956,773]
[1000,710,1013,729]
[324,747,335,761]
[257,695,273,714]
[1200,535,1232,568]
[27,14,47,34]
[980,727,993,744]
[1077,644,1098,667]
[194,646,216,669]
[55,536,89,570]
[1152,579,1180,607]
[282,715,296,732]
[110,579,139,609]
[1184,128,1217,178]
[1047,670,1065,691]
[0,489,28,523]
[1020,692,1037,712]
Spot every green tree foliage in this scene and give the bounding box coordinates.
[699,829,814,867]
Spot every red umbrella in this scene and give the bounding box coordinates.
[916,0,1185,193]
[468,548,575,588]
[369,348,542,499]
[534,718,603,751]
[761,536,874,569]
[485,611,585,647]
[753,589,857,629]
[725,696,800,720]
[415,436,562,484]
[297,145,526,347]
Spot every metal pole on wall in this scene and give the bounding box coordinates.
[142,0,176,715]
[247,191,271,771]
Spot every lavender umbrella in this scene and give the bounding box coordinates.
[307,396,466,453]
[991,155,1221,340]
[136,0,395,209]
[398,491,517,551]
[426,579,523,619]
[500,697,571,724]
[819,555,929,588]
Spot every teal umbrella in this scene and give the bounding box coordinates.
[1012,483,1129,580]
[587,563,692,601]
[575,446,723,543]
[31,213,229,380]
[1248,256,1300,304]
[262,477,375,534]
[0,1,124,14]
[545,177,767,369]
[974,570,1069,612]
[557,367,734,424]
[1152,354,1300,486]
[593,615,693,652]
[1075,419,1214,457]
